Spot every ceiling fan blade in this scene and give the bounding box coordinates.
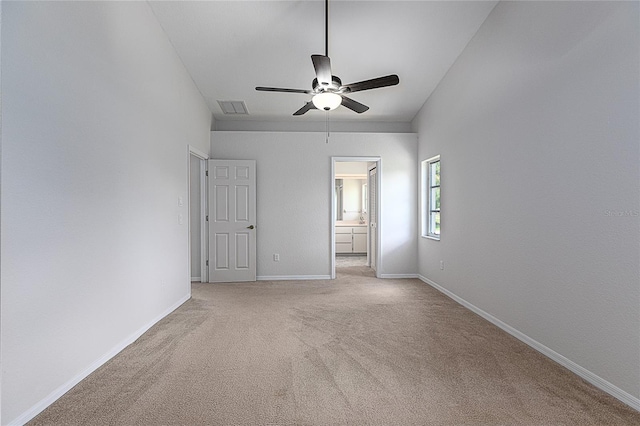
[341,74,399,93]
[340,96,369,114]
[256,86,311,94]
[293,102,317,116]
[311,55,332,86]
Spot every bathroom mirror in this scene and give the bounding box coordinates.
[335,178,367,222]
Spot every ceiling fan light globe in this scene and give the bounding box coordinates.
[312,92,342,111]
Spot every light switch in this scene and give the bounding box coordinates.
[178,196,184,207]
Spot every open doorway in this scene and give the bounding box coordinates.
[331,157,381,279]
[188,146,208,283]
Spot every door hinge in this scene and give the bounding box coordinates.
[206,215,209,221]
[206,170,208,176]
[206,260,209,266]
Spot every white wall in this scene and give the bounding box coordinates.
[1,2,211,423]
[211,132,417,279]
[335,161,368,176]
[412,1,640,406]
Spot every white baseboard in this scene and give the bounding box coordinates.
[190,276,201,282]
[10,293,191,426]
[417,275,640,412]
[257,275,332,281]
[380,273,419,279]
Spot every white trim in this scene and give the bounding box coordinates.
[379,274,419,279]
[417,275,640,412]
[330,159,336,279]
[200,160,208,282]
[421,155,441,240]
[257,275,332,281]
[423,155,441,164]
[188,145,208,161]
[9,294,191,426]
[187,145,209,284]
[190,276,201,282]
[371,162,382,277]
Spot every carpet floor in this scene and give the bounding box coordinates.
[30,267,640,425]
[335,255,368,268]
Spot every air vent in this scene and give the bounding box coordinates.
[217,100,249,115]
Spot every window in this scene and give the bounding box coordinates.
[422,156,440,239]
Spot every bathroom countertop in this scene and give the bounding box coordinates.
[336,221,367,227]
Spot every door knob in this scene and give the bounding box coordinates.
[246,225,255,229]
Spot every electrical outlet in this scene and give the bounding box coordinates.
[273,254,280,262]
[440,260,444,270]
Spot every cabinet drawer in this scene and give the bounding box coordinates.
[336,242,352,253]
[335,233,352,243]
[353,226,367,234]
[335,227,352,234]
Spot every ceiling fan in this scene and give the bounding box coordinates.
[255,0,399,116]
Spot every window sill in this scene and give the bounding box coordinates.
[422,235,440,241]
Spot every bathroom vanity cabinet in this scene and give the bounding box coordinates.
[335,225,367,254]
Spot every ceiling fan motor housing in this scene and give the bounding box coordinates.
[312,76,343,93]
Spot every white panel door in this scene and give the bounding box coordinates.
[208,160,256,282]
[369,166,377,272]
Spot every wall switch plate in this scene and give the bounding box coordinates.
[440,260,444,270]
[273,254,280,262]
[178,196,184,207]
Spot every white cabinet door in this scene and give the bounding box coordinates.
[336,243,353,253]
[208,160,256,282]
[353,233,367,253]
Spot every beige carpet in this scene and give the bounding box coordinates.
[31,267,640,425]
[335,255,368,268]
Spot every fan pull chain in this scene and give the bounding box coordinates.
[326,112,330,143]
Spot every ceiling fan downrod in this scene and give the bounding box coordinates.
[324,0,329,57]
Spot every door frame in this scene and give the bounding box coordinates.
[368,163,377,273]
[188,145,209,283]
[330,156,382,279]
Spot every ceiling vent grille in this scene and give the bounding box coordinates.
[217,100,249,115]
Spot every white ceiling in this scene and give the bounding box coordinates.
[149,1,498,124]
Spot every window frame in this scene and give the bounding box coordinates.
[421,155,441,240]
